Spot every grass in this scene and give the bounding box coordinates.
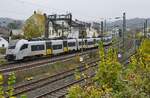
[15,57,78,83]
[15,50,99,83]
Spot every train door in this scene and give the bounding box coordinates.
[84,39,87,48]
[17,44,29,60]
[76,39,80,50]
[63,40,68,52]
[46,41,52,55]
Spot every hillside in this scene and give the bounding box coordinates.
[0,17,149,31]
[107,18,150,30]
[0,17,24,29]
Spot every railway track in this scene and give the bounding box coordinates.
[3,41,135,98]
[10,50,136,98]
[9,58,99,98]
[36,73,95,98]
[34,51,136,98]
[0,49,98,75]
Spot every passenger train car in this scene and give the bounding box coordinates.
[102,36,112,46]
[5,37,112,61]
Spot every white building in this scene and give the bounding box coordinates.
[12,29,24,35]
[0,37,8,48]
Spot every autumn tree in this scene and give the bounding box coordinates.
[23,11,45,39]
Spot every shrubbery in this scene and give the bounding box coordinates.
[67,38,150,98]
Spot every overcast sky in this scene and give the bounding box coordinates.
[0,0,150,21]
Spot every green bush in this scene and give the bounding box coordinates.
[67,40,150,98]
[0,48,6,55]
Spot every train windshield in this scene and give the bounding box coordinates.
[8,45,16,49]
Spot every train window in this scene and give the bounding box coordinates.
[31,45,45,51]
[8,45,15,49]
[20,44,28,50]
[88,41,94,45]
[53,44,62,50]
[68,42,76,47]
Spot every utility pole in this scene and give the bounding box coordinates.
[81,30,84,54]
[101,21,104,40]
[118,29,122,53]
[62,22,64,38]
[44,13,49,38]
[145,19,148,34]
[104,19,107,33]
[144,19,148,37]
[80,28,84,62]
[122,12,126,52]
[144,22,146,37]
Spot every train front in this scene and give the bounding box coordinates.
[5,39,27,61]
